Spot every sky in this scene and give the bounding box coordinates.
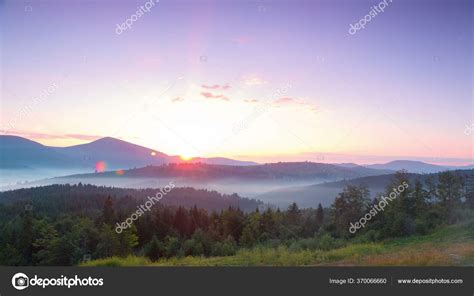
[0,0,473,165]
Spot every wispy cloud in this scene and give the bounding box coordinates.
[171,96,185,102]
[64,134,103,141]
[200,92,229,101]
[274,97,296,104]
[273,97,319,113]
[1,131,103,141]
[244,99,259,103]
[241,74,267,86]
[201,84,231,90]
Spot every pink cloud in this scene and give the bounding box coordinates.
[200,92,229,101]
[64,134,103,141]
[275,97,296,104]
[2,131,102,141]
[201,84,231,90]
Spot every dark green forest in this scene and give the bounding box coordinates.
[0,170,473,266]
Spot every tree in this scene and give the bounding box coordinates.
[331,185,370,237]
[95,224,120,258]
[145,235,164,261]
[164,236,181,257]
[117,226,138,256]
[316,203,324,229]
[436,171,464,222]
[465,174,474,209]
[173,206,191,237]
[375,171,414,237]
[240,224,257,247]
[221,207,244,241]
[102,196,115,225]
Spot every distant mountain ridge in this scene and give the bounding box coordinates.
[257,168,474,208]
[0,135,257,171]
[57,161,394,182]
[364,160,474,174]
[0,183,263,213]
[0,136,77,169]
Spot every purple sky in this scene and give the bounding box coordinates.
[1,0,472,164]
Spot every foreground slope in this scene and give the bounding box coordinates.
[82,221,474,266]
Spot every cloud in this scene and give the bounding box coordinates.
[244,99,259,103]
[274,97,296,104]
[241,74,267,86]
[201,84,231,90]
[1,131,102,141]
[64,134,103,141]
[273,97,320,113]
[171,96,185,102]
[200,92,229,101]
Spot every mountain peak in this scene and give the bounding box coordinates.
[90,136,125,144]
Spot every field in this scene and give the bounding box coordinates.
[82,221,474,267]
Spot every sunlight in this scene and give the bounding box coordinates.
[180,154,193,161]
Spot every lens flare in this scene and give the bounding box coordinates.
[95,161,106,172]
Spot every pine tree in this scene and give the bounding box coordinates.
[102,196,115,225]
[316,203,324,229]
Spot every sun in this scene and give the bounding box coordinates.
[180,154,193,161]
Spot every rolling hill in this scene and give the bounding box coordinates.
[256,169,474,208]
[364,160,474,174]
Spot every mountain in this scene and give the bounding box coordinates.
[56,161,394,182]
[0,135,258,187]
[1,161,396,197]
[54,137,257,169]
[52,137,169,170]
[0,184,263,213]
[0,135,257,171]
[0,135,77,169]
[364,160,465,174]
[181,157,257,166]
[335,163,363,168]
[256,169,474,208]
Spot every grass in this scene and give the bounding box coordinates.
[81,221,474,267]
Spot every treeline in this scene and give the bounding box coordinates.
[0,183,261,214]
[0,170,472,265]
